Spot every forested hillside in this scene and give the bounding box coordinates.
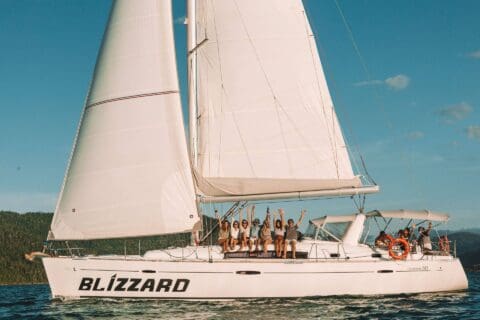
[0,211,192,285]
[0,211,52,284]
[0,211,478,285]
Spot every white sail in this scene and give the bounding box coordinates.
[49,0,197,240]
[191,0,362,198]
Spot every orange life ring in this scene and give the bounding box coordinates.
[388,237,410,260]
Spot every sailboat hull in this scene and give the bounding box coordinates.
[43,256,468,299]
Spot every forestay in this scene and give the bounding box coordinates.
[191,0,362,198]
[49,0,197,240]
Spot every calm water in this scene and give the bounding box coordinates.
[1,273,479,319]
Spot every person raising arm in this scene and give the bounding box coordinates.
[283,209,306,259]
[274,209,286,258]
[260,208,272,255]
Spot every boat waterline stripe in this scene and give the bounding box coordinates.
[77,268,231,274]
[264,271,374,274]
[77,268,139,273]
[77,268,375,275]
[86,90,179,109]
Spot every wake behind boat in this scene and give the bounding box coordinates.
[41,0,468,299]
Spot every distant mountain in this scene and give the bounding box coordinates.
[447,231,480,256]
[0,211,192,285]
[447,231,480,270]
[0,211,52,284]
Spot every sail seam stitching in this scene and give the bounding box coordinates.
[86,90,179,109]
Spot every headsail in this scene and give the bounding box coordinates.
[49,0,197,240]
[189,0,374,201]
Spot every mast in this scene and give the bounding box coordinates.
[187,0,198,168]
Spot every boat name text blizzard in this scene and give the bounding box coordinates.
[78,275,190,292]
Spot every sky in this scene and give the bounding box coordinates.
[0,0,479,230]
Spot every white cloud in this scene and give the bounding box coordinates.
[0,192,56,213]
[385,74,410,90]
[354,74,410,91]
[466,125,480,141]
[407,131,424,140]
[467,50,480,59]
[437,102,473,123]
[353,80,384,87]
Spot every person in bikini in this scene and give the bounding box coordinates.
[283,209,306,259]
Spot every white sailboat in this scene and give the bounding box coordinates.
[42,0,468,299]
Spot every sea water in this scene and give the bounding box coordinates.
[1,272,479,319]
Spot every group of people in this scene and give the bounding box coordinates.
[375,221,434,252]
[217,206,306,259]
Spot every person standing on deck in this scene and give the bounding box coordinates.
[283,209,306,259]
[418,222,433,252]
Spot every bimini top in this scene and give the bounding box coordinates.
[366,209,449,222]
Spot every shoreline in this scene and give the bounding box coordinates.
[0,282,48,287]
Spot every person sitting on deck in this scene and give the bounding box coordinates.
[215,210,230,253]
[250,219,261,252]
[282,209,306,259]
[406,224,417,253]
[374,231,389,247]
[230,220,240,251]
[260,208,272,254]
[239,209,250,251]
[249,205,260,252]
[274,209,286,258]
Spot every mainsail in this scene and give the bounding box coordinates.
[49,0,197,240]
[189,0,374,201]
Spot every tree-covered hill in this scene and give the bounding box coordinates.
[0,211,478,285]
[0,211,52,284]
[0,211,192,285]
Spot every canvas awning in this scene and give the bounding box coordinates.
[365,209,449,222]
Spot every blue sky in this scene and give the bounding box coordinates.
[0,0,478,229]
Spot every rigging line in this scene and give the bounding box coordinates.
[334,0,425,204]
[301,9,341,179]
[210,0,256,177]
[232,0,294,176]
[331,0,385,184]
